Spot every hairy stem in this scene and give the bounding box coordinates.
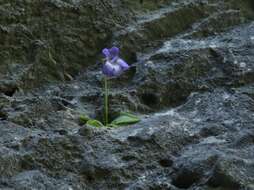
[104,77,109,125]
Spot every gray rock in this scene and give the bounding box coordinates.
[0,0,254,189]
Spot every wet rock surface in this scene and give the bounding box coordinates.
[0,0,254,189]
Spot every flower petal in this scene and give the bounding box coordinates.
[109,47,119,57]
[102,61,122,77]
[102,64,113,77]
[118,58,129,71]
[102,48,110,57]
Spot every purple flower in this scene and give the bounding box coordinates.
[102,47,129,77]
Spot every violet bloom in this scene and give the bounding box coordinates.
[102,47,129,77]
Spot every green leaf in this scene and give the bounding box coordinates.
[79,114,90,124]
[106,124,119,128]
[86,119,104,128]
[111,112,140,126]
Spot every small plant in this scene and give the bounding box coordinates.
[80,47,140,128]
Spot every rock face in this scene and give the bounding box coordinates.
[0,0,254,189]
[0,0,135,91]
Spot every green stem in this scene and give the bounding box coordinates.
[104,77,109,125]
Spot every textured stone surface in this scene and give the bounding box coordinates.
[0,0,136,90]
[0,0,254,189]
